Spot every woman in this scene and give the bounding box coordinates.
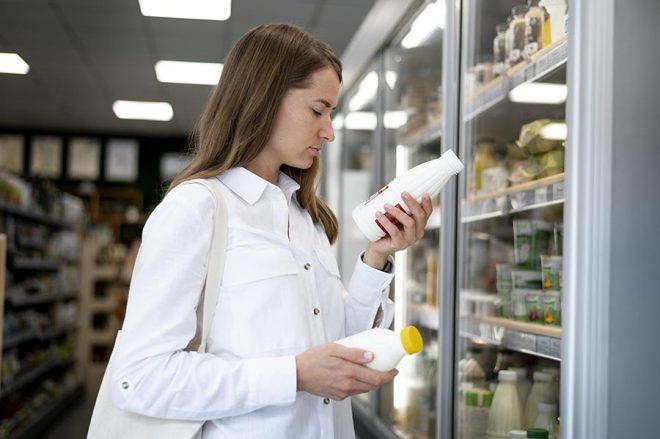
[111,24,433,438]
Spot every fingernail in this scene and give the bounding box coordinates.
[363,351,374,361]
[402,192,410,198]
[384,203,394,210]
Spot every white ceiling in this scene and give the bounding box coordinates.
[0,0,377,136]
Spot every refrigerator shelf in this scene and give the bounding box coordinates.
[460,315,562,361]
[400,117,442,150]
[462,173,565,222]
[465,36,569,121]
[408,303,439,330]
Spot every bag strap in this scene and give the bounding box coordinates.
[181,178,228,353]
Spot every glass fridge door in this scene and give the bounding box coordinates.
[338,64,380,407]
[376,1,445,437]
[454,0,568,437]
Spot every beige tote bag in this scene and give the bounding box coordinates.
[87,179,228,439]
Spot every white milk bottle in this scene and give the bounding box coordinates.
[525,372,553,428]
[541,367,560,403]
[533,403,558,439]
[352,149,464,241]
[508,431,527,439]
[335,326,423,372]
[486,370,524,438]
[508,367,532,407]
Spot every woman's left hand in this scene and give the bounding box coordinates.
[363,192,434,269]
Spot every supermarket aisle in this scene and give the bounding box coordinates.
[42,398,93,439]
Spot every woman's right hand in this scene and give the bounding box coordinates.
[295,343,398,400]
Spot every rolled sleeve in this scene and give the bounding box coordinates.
[344,251,395,335]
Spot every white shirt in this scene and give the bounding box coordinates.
[111,167,395,439]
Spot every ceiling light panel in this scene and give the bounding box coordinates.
[155,60,223,85]
[0,53,30,75]
[139,0,231,21]
[112,100,174,121]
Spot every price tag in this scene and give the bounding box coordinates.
[505,329,537,352]
[537,55,549,75]
[534,186,548,204]
[551,337,562,357]
[553,182,565,200]
[511,70,525,88]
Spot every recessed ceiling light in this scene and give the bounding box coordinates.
[508,82,568,104]
[112,100,174,121]
[139,0,231,21]
[0,53,30,75]
[155,60,223,85]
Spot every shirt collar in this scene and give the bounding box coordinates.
[217,167,300,205]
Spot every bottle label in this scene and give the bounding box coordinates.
[364,184,389,205]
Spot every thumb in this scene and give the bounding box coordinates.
[334,344,374,364]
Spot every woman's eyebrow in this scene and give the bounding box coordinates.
[313,99,336,110]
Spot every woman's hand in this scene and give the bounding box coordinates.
[295,343,398,400]
[363,192,434,269]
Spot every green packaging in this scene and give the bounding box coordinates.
[542,291,561,325]
[496,264,513,317]
[513,220,553,269]
[524,290,542,322]
[511,269,543,289]
[541,255,563,291]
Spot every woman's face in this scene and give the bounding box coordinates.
[264,67,340,170]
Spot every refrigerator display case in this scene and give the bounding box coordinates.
[451,0,568,437]
[377,2,445,438]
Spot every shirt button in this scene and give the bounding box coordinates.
[304,263,311,270]
[122,382,129,390]
[323,398,330,405]
[313,308,320,315]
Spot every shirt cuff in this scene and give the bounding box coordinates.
[246,355,297,407]
[347,251,395,306]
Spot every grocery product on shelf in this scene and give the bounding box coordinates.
[526,429,550,438]
[524,290,542,322]
[462,388,494,439]
[507,5,529,67]
[525,0,549,55]
[512,270,543,290]
[541,367,561,403]
[509,367,532,407]
[473,139,498,193]
[516,120,564,155]
[460,352,487,389]
[509,431,527,439]
[352,150,463,241]
[335,326,423,372]
[525,371,554,428]
[486,370,524,438]
[533,403,558,438]
[496,264,513,317]
[539,0,567,43]
[541,291,561,325]
[540,255,562,291]
[493,23,509,76]
[513,220,553,270]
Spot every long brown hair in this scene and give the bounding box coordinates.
[168,24,341,244]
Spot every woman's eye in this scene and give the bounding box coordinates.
[312,109,322,117]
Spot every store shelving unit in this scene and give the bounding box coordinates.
[1,199,82,437]
[462,173,565,222]
[77,239,128,399]
[465,36,568,121]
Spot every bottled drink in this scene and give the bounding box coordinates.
[462,388,493,439]
[352,150,463,241]
[541,367,560,403]
[509,431,527,439]
[335,326,423,372]
[486,370,524,438]
[508,367,532,407]
[525,372,553,428]
[526,428,549,438]
[533,403,558,439]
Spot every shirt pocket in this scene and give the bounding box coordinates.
[211,246,308,358]
[221,246,300,288]
[313,246,341,279]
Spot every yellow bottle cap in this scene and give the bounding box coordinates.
[400,326,423,355]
